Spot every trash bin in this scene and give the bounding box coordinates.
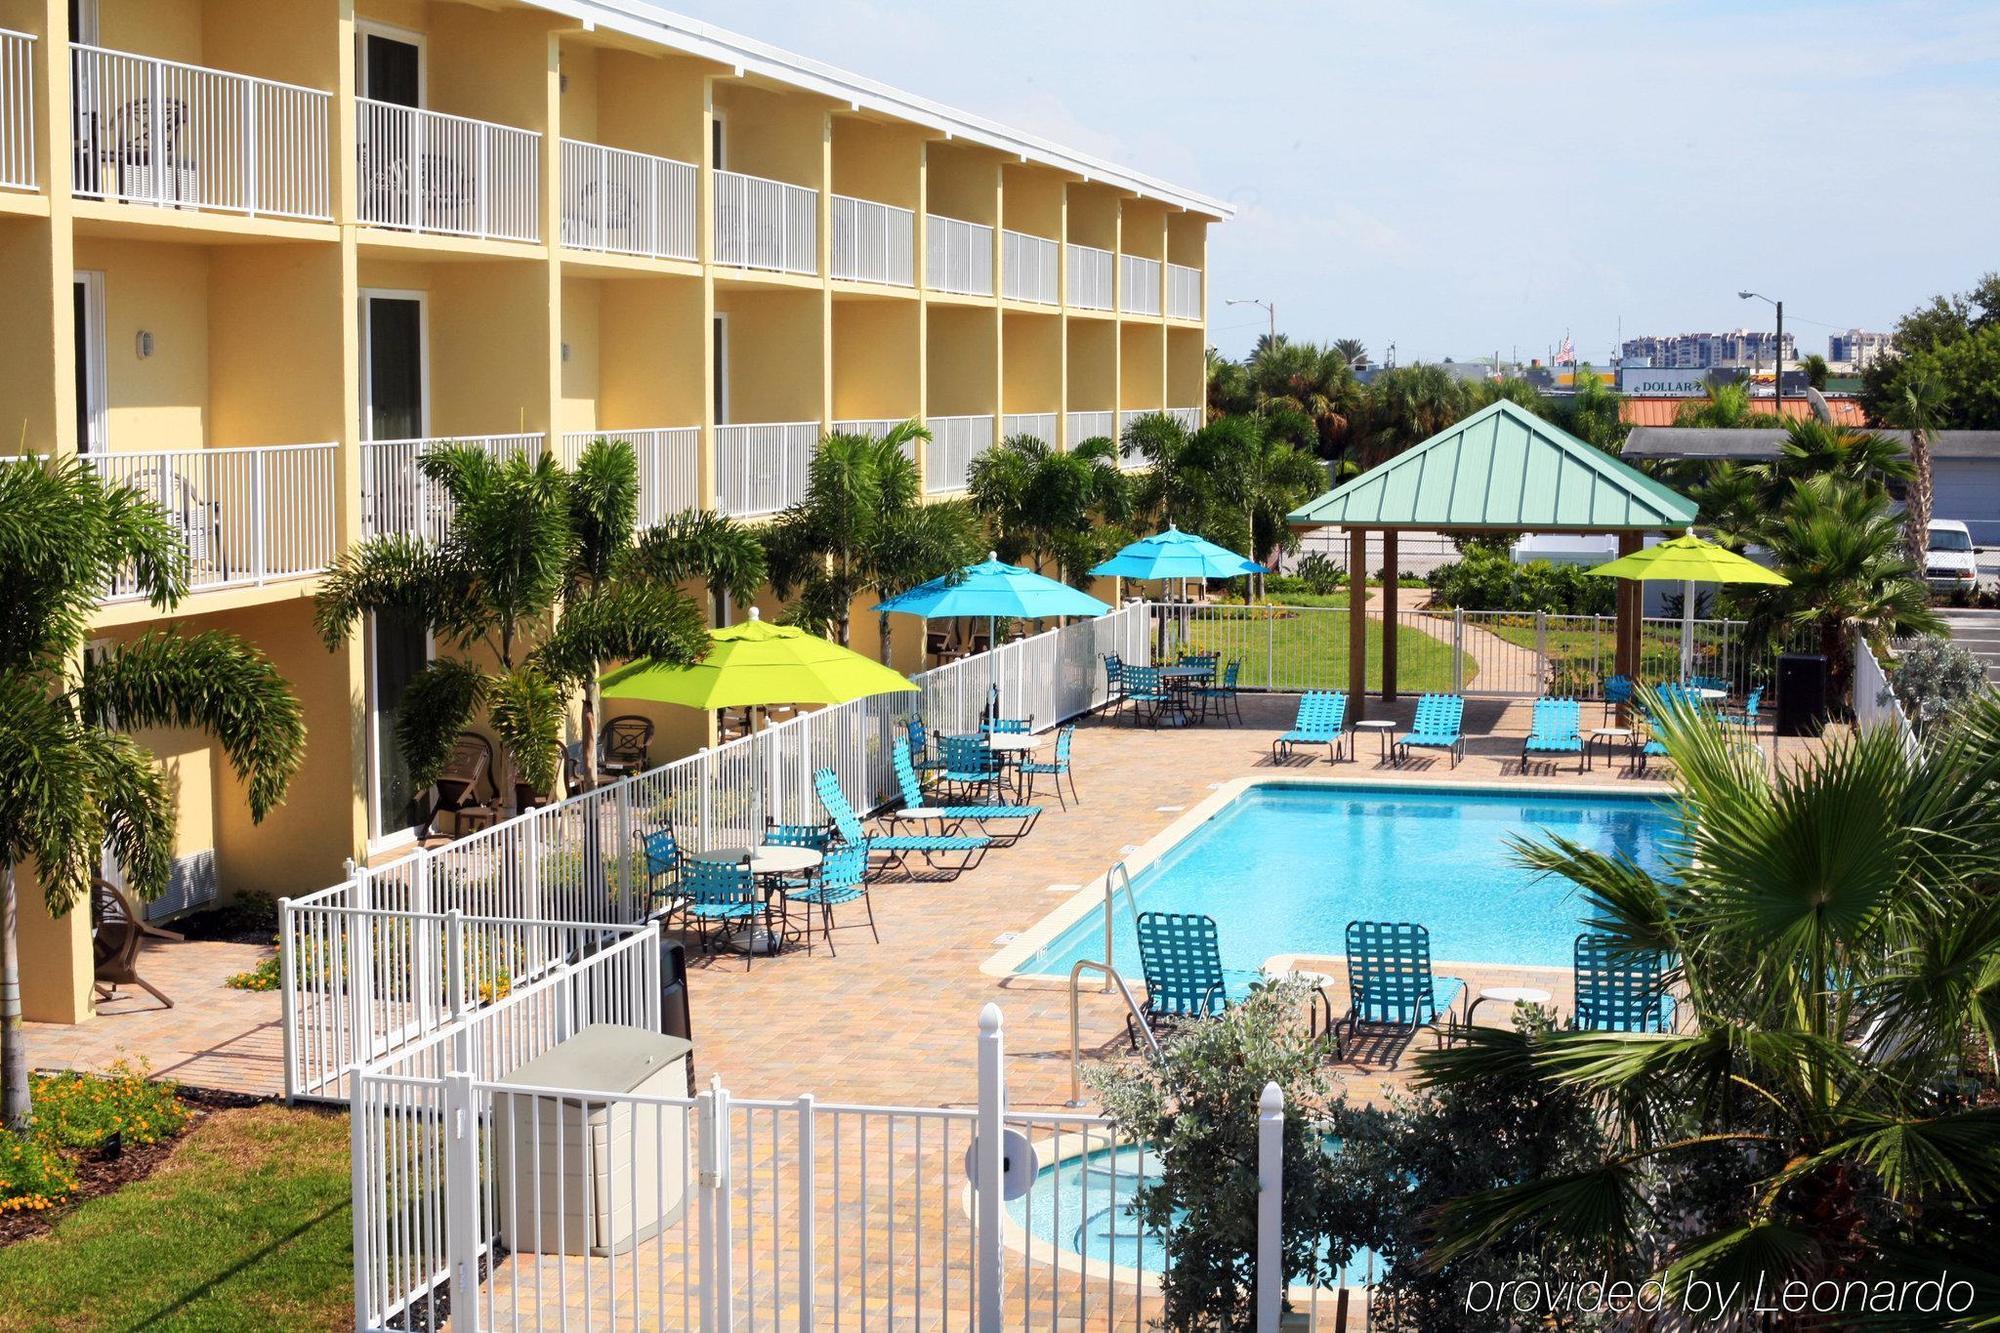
[660,938,692,1046]
[1776,653,1830,737]
[490,1023,693,1256]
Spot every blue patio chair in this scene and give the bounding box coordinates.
[787,841,877,956]
[1127,911,1259,1046]
[1572,934,1674,1032]
[1020,724,1079,809]
[1102,654,1127,716]
[1602,673,1635,723]
[813,767,989,879]
[1521,697,1584,772]
[1394,694,1466,767]
[1121,664,1176,728]
[637,825,683,910]
[667,856,766,970]
[904,716,944,781]
[1194,660,1244,726]
[1334,920,1465,1066]
[982,714,1033,736]
[1273,690,1348,762]
[1719,685,1764,735]
[889,737,1041,843]
[939,732,1006,801]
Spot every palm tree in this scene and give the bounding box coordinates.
[1205,347,1251,420]
[966,433,1132,587]
[1885,371,1947,560]
[1330,337,1369,370]
[1184,414,1326,594]
[1418,700,2000,1307]
[1354,363,1475,466]
[1244,339,1362,458]
[1673,380,1784,429]
[315,442,708,812]
[1758,418,1911,504]
[1801,351,1830,389]
[762,423,982,660]
[1553,364,1629,451]
[1,458,305,1128]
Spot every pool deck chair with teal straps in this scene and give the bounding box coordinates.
[1521,697,1585,772]
[812,767,989,880]
[1273,690,1349,763]
[1572,934,1675,1032]
[1335,920,1465,1066]
[1128,911,1259,1046]
[667,856,767,970]
[1394,693,1466,767]
[888,737,1041,845]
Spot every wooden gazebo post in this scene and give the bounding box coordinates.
[1614,530,1643,711]
[1348,526,1368,721]
[1380,530,1400,701]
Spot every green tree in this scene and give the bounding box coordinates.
[1353,363,1476,466]
[966,433,1131,587]
[1417,701,2000,1311]
[1,459,305,1128]
[1330,337,1369,370]
[1553,364,1630,451]
[1801,351,1830,390]
[1672,379,1783,429]
[1244,338,1363,459]
[1756,418,1911,504]
[1187,414,1327,590]
[1860,271,2000,423]
[1205,346,1251,419]
[315,442,708,811]
[762,424,982,660]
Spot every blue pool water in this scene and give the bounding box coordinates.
[1018,783,1676,974]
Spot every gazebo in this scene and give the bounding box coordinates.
[1286,400,1699,717]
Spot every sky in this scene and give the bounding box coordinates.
[647,0,2000,366]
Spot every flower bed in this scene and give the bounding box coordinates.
[0,1062,195,1230]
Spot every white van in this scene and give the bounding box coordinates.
[1926,519,1979,593]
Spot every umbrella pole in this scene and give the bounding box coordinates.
[989,614,999,720]
[1680,579,1695,682]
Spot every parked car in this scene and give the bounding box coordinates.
[1926,519,1980,593]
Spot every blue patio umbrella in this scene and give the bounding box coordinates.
[876,554,1111,705]
[1088,524,1265,582]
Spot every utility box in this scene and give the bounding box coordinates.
[490,1023,692,1256]
[1776,653,1830,737]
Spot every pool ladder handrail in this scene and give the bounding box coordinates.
[1067,959,1161,1107]
[1100,861,1143,991]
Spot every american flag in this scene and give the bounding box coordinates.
[1556,333,1576,364]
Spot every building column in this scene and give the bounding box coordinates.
[1381,530,1399,701]
[1348,526,1368,720]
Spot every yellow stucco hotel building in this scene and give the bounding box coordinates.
[0,0,1225,1022]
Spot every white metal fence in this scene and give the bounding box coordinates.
[924,414,992,494]
[1855,637,1918,758]
[362,434,547,544]
[1067,243,1113,310]
[715,420,817,516]
[70,43,330,219]
[559,139,695,260]
[1001,412,1057,447]
[1066,409,1116,446]
[830,193,914,285]
[1167,405,1202,432]
[926,213,994,296]
[1119,254,1161,316]
[87,443,337,600]
[1002,229,1059,304]
[1167,261,1202,320]
[0,28,34,190]
[713,168,816,275]
[357,98,540,242]
[558,428,699,529]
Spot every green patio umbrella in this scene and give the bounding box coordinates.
[599,608,917,711]
[1586,530,1789,681]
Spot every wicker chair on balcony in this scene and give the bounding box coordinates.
[427,732,496,839]
[110,95,193,205]
[127,464,225,586]
[358,138,475,232]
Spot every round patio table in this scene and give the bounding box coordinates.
[1155,665,1211,726]
[687,845,822,953]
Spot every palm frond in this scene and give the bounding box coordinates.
[1799,1108,2000,1203]
[538,580,709,686]
[81,726,175,910]
[395,658,487,793]
[566,437,641,590]
[488,667,563,797]
[623,509,767,606]
[1425,1163,1644,1268]
[0,673,98,913]
[312,536,440,649]
[1662,1222,1821,1303]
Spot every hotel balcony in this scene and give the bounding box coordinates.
[88,442,338,601]
[1119,254,1162,316]
[717,420,817,516]
[558,427,699,529]
[1067,243,1113,311]
[713,168,816,276]
[924,413,993,494]
[1167,405,1202,431]
[558,139,696,261]
[1000,412,1057,447]
[356,99,540,243]
[1001,230,1058,305]
[1,28,35,191]
[360,433,545,543]
[926,214,992,296]
[830,194,914,286]
[1067,408,1117,446]
[1167,262,1203,320]
[70,43,331,220]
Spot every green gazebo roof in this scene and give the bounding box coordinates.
[1288,400,1697,532]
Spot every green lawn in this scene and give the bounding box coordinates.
[1478,617,1754,692]
[0,1105,352,1332]
[1172,603,1473,693]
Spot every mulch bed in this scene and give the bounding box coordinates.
[0,1087,267,1248]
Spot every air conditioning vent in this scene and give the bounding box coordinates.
[144,848,219,921]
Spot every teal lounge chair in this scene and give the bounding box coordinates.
[1128,911,1259,1045]
[889,737,1041,844]
[1394,694,1466,767]
[1334,920,1465,1066]
[787,841,877,956]
[813,767,989,879]
[1572,934,1674,1032]
[1273,690,1348,762]
[665,856,767,970]
[1521,697,1584,772]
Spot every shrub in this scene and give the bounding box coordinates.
[1889,634,1989,731]
[0,1131,78,1214]
[1295,551,1344,595]
[227,949,281,992]
[1426,547,1614,616]
[30,1061,191,1150]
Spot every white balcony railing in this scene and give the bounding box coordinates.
[558,427,699,529]
[713,168,816,275]
[559,139,695,261]
[833,418,918,464]
[1119,254,1162,316]
[356,98,540,242]
[1001,230,1058,304]
[1167,405,1203,431]
[831,195,914,286]
[717,421,817,516]
[925,214,993,296]
[923,414,992,494]
[1000,412,1057,447]
[1,29,35,191]
[87,443,338,600]
[1066,409,1117,445]
[1067,244,1113,310]
[361,433,545,543]
[1167,262,1203,320]
[70,44,331,219]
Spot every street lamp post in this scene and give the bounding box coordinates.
[1226,297,1275,349]
[1739,290,1784,417]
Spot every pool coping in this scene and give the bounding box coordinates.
[982,770,1674,980]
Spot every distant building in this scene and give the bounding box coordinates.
[1827,329,1895,368]
[1619,329,1797,370]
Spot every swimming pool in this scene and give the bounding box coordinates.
[1014,782,1676,975]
